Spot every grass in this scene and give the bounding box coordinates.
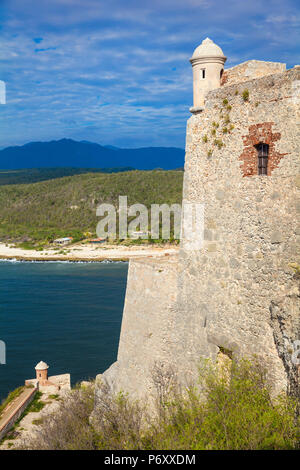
[0,388,43,444]
[242,89,250,102]
[0,386,24,418]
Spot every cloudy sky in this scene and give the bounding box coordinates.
[0,0,299,149]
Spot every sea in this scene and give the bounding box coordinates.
[0,259,128,402]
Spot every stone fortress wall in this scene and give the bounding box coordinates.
[95,41,300,406]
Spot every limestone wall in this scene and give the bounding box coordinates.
[95,255,178,401]
[221,60,286,87]
[174,67,300,394]
[95,66,299,404]
[0,388,37,441]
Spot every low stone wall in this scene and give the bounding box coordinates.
[221,60,286,87]
[0,387,37,441]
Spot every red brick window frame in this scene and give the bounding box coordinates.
[256,143,269,175]
[239,123,288,177]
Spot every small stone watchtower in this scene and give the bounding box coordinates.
[190,37,226,113]
[35,361,49,386]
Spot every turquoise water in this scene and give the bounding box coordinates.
[0,260,128,401]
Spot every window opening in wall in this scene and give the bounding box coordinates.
[256,143,269,175]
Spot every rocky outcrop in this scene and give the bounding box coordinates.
[270,278,300,396]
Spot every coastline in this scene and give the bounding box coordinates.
[0,242,179,263]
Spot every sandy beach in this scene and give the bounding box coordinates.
[0,242,179,262]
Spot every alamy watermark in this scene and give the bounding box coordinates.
[96,196,204,251]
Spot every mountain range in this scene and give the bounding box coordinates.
[0,139,185,170]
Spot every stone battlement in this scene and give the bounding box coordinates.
[220,60,286,87]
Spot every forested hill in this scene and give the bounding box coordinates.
[0,167,134,186]
[0,170,183,242]
[0,139,185,170]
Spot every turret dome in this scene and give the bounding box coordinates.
[35,361,49,370]
[191,38,226,60]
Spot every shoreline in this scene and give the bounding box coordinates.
[0,243,179,263]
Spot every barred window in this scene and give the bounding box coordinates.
[256,143,269,175]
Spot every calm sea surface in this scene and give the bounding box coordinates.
[0,260,128,401]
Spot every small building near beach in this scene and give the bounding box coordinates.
[89,238,106,244]
[53,237,73,245]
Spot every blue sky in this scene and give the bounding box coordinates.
[0,0,299,149]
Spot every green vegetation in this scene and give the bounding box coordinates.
[202,135,208,143]
[32,418,44,426]
[0,386,24,417]
[0,167,135,186]
[48,394,60,401]
[18,360,300,450]
[222,98,228,105]
[0,170,183,244]
[214,139,224,149]
[0,390,45,444]
[26,392,46,413]
[242,89,250,101]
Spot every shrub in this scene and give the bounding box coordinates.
[202,135,208,143]
[18,386,97,450]
[242,89,249,101]
[214,139,223,149]
[223,99,228,105]
[18,361,300,450]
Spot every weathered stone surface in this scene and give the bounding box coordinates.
[95,63,300,407]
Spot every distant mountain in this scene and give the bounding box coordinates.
[0,139,185,170]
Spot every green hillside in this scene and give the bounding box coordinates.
[0,167,134,186]
[0,170,183,243]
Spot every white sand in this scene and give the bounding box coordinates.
[0,242,179,262]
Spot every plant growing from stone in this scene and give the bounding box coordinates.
[214,139,224,149]
[242,89,249,101]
